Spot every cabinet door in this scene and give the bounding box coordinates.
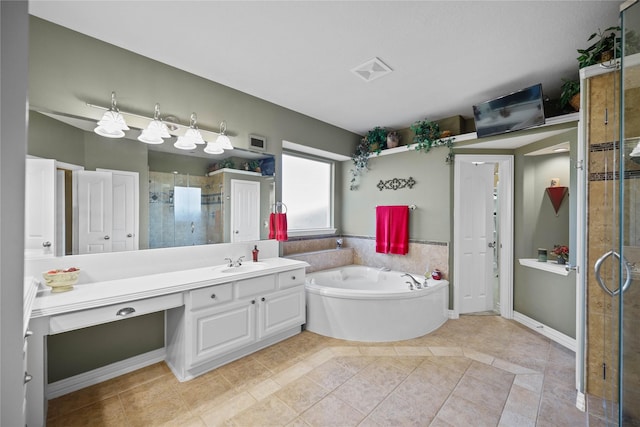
[190,299,256,367]
[258,286,305,340]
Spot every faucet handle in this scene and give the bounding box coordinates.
[224,257,233,267]
[236,256,245,266]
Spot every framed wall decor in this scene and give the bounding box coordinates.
[249,134,266,152]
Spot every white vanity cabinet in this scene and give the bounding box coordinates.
[167,267,306,381]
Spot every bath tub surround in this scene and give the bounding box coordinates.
[305,265,449,342]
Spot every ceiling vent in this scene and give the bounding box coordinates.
[351,57,393,82]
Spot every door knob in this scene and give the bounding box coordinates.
[488,241,496,248]
[127,233,133,238]
[42,241,52,248]
[104,235,110,240]
[235,230,239,234]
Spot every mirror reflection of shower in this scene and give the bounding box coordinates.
[148,171,224,248]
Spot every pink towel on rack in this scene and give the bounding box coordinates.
[376,206,409,255]
[269,213,276,239]
[275,213,288,241]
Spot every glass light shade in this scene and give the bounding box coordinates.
[94,110,129,138]
[138,120,171,144]
[204,141,224,154]
[174,136,197,150]
[94,125,125,138]
[216,133,233,150]
[184,127,205,145]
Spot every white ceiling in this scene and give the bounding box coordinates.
[29,1,621,136]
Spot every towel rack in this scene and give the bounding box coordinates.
[272,201,287,213]
[375,204,417,210]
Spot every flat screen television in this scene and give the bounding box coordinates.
[472,83,545,138]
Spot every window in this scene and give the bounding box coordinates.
[282,153,334,235]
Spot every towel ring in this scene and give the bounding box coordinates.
[272,202,287,214]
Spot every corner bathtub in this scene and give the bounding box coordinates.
[305,265,449,342]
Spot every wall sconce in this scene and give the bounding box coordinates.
[174,113,205,150]
[138,103,171,144]
[216,121,234,150]
[94,92,129,138]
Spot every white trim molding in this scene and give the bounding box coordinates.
[513,311,576,352]
[46,348,165,399]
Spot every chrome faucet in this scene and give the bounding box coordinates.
[402,273,423,289]
[224,256,245,267]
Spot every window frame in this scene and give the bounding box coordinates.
[281,151,336,237]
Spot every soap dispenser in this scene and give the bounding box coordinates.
[252,245,259,262]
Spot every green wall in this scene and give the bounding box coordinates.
[513,129,577,337]
[340,146,452,242]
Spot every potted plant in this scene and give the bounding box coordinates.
[248,160,261,173]
[409,119,455,162]
[365,126,388,154]
[349,137,372,190]
[577,26,621,69]
[560,79,581,112]
[552,244,569,265]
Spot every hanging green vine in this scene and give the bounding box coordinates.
[349,126,390,190]
[409,119,455,163]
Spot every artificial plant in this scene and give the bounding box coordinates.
[409,119,455,163]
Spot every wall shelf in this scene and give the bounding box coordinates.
[519,258,570,276]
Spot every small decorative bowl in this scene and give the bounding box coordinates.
[42,268,80,293]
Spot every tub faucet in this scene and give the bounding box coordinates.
[402,273,423,289]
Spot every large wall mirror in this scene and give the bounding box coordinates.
[26,109,275,258]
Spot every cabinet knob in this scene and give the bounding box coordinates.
[42,241,52,248]
[24,373,33,384]
[251,300,256,304]
[261,297,266,302]
[104,235,110,240]
[210,294,216,299]
[116,307,136,317]
[127,233,133,238]
[291,276,296,280]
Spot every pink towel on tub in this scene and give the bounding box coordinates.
[376,205,409,254]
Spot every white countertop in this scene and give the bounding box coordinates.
[31,257,308,318]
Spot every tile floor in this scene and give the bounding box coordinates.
[46,316,594,426]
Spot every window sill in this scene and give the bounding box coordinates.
[518,258,571,276]
[287,228,337,238]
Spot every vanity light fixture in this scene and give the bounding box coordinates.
[203,140,225,155]
[138,103,171,144]
[94,92,130,138]
[215,120,234,150]
[174,113,205,150]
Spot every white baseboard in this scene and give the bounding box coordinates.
[47,348,166,399]
[448,310,459,319]
[576,391,586,412]
[513,311,576,352]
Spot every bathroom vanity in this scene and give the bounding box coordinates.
[24,242,307,427]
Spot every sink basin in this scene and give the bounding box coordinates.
[217,262,268,274]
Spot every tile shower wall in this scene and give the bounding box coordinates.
[149,171,224,248]
[283,236,448,278]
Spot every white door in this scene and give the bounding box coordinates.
[25,158,56,257]
[97,169,139,252]
[76,170,113,254]
[458,161,495,314]
[230,179,260,242]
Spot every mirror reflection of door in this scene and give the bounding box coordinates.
[25,158,57,258]
[75,169,139,254]
[230,179,260,242]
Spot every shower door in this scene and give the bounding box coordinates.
[618,2,640,424]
